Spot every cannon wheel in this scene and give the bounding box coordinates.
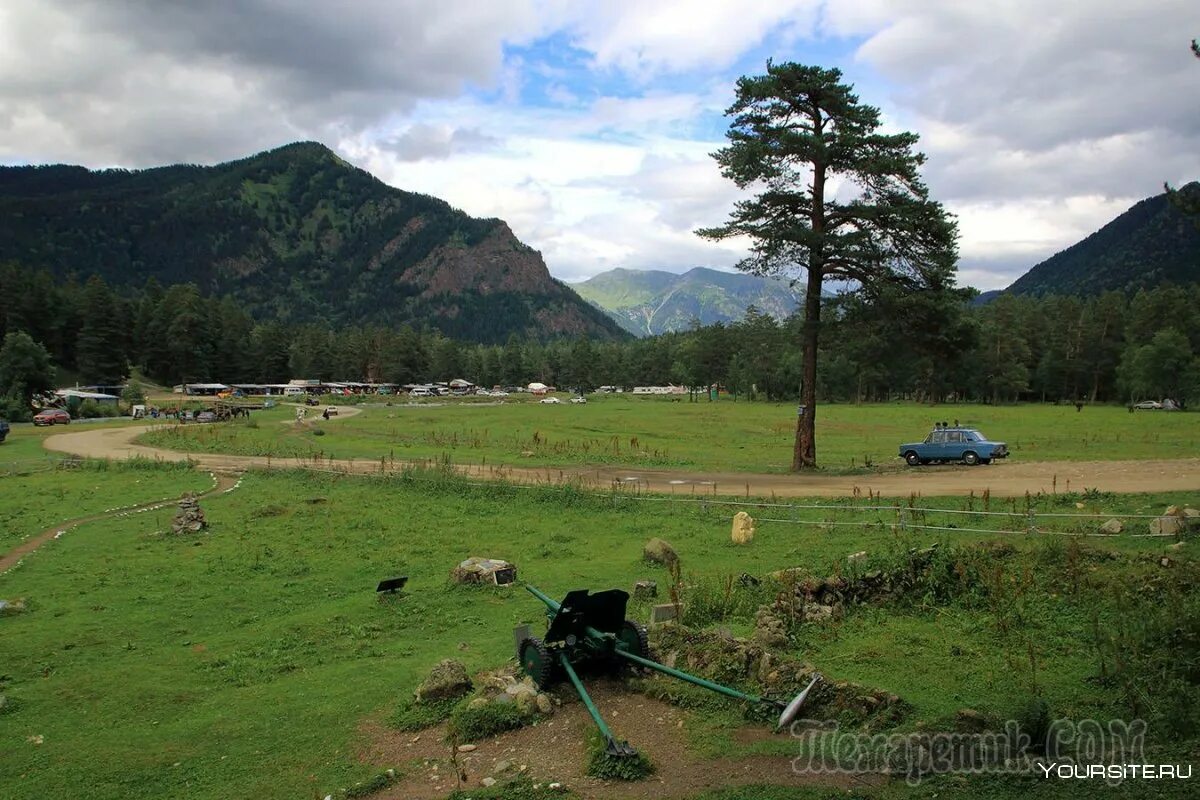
[616,620,651,665]
[520,637,555,689]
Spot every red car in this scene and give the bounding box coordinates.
[33,409,71,426]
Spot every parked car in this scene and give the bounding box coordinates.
[325,407,339,416]
[305,396,320,406]
[409,388,433,397]
[539,397,562,404]
[1133,400,1163,410]
[33,409,71,426]
[898,426,1008,466]
[570,396,588,404]
[195,411,217,423]
[0,418,9,443]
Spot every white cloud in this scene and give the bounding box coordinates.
[1,0,1196,292]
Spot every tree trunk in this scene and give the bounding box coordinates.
[792,266,822,470]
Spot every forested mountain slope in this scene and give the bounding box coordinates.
[0,142,625,343]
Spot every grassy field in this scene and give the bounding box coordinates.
[1,465,1195,799]
[0,461,212,552]
[138,397,1200,473]
[1,418,145,466]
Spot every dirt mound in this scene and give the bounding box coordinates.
[360,680,872,799]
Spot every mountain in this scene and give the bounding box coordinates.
[1006,183,1200,296]
[573,267,802,336]
[0,142,626,343]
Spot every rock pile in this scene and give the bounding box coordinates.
[752,605,788,648]
[171,494,207,534]
[472,669,556,718]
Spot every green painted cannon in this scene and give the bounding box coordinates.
[519,584,821,758]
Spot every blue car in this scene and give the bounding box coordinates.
[0,418,8,443]
[899,426,1008,466]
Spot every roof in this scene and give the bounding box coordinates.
[55,388,119,400]
[183,383,230,390]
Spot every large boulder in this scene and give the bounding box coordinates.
[731,512,756,544]
[415,659,472,703]
[451,557,516,585]
[643,538,678,566]
[1150,516,1184,537]
[633,580,658,599]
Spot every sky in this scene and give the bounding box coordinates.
[1,1,1197,291]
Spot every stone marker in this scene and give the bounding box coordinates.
[731,511,755,544]
[633,580,658,599]
[171,493,207,534]
[451,557,517,585]
[651,603,681,624]
[512,624,532,658]
[643,537,678,566]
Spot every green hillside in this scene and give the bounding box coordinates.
[1006,182,1200,296]
[573,267,801,336]
[0,142,625,343]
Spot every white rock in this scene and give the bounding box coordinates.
[457,743,477,752]
[731,511,756,544]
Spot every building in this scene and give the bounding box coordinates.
[55,388,119,406]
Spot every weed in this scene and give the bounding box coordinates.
[447,700,528,742]
[389,696,458,732]
[585,731,655,780]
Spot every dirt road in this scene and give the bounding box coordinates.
[41,408,1200,498]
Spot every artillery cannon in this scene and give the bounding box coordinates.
[519,584,821,758]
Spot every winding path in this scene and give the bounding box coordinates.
[0,471,240,574]
[37,404,1200,499]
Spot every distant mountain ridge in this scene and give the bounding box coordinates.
[1006,183,1200,296]
[573,267,802,336]
[0,141,626,343]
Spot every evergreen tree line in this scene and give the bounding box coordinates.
[1,263,1198,407]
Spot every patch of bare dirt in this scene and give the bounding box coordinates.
[358,680,874,799]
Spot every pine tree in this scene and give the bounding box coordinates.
[75,276,129,385]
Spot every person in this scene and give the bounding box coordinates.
[953,418,959,427]
[322,408,330,421]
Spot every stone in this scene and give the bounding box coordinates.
[451,557,516,585]
[753,606,788,649]
[493,760,513,774]
[456,744,477,753]
[1150,516,1184,537]
[0,598,27,617]
[536,693,553,714]
[955,708,989,733]
[481,777,497,787]
[651,603,681,624]
[731,511,756,544]
[803,604,835,623]
[171,493,207,535]
[1164,505,1182,517]
[415,659,472,703]
[633,580,658,599]
[643,538,678,566]
[515,691,538,715]
[1099,519,1123,535]
[1183,508,1199,519]
[847,551,867,563]
[1168,542,1185,551]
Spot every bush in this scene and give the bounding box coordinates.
[389,696,458,732]
[585,731,655,780]
[77,400,121,419]
[447,700,526,741]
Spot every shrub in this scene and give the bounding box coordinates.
[389,696,458,732]
[447,700,526,741]
[585,731,655,780]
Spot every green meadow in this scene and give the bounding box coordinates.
[139,397,1199,473]
[1,466,1196,800]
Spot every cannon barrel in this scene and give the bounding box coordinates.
[525,584,561,612]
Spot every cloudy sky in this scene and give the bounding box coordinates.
[2,1,1197,290]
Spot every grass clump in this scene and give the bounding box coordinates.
[447,700,526,741]
[448,776,577,800]
[389,695,458,732]
[341,770,399,798]
[585,732,655,780]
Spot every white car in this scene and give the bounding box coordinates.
[491,390,509,397]
[539,397,561,404]
[570,396,587,404]
[1133,400,1162,410]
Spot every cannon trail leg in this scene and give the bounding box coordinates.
[557,652,637,758]
[613,649,765,704]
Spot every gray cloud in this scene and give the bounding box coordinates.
[0,0,537,165]
[381,125,501,161]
